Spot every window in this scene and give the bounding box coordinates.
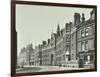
[72,44,74,50]
[85,28,89,36]
[84,55,87,63]
[84,55,90,64]
[85,41,88,50]
[81,29,84,37]
[87,55,90,61]
[72,33,74,41]
[66,36,69,41]
[81,42,85,51]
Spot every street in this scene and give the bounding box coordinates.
[16,66,86,73]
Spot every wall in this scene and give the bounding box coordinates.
[0,0,100,77]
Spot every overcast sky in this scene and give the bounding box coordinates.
[16,4,92,54]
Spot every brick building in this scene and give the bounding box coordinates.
[18,9,95,68]
[17,44,34,67]
[76,9,95,68]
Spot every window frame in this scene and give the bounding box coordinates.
[81,29,85,37]
[85,27,89,36]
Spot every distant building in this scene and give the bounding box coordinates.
[18,47,27,67]
[17,44,34,67]
[34,44,42,65]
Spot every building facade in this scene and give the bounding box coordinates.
[17,44,34,67]
[76,9,95,68]
[18,9,95,68]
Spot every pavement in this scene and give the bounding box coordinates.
[16,66,86,73]
[34,66,86,72]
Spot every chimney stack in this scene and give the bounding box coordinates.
[74,13,81,26]
[82,13,85,22]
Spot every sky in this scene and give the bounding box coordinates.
[16,4,92,55]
